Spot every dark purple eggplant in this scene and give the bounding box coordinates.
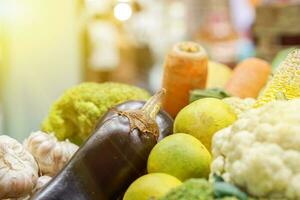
[103,100,173,141]
[31,90,165,200]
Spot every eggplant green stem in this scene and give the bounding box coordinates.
[142,89,166,120]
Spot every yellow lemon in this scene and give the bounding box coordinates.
[174,98,237,151]
[147,133,211,181]
[123,173,181,200]
[207,61,232,88]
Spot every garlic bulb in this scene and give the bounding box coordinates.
[24,131,78,176]
[6,175,52,200]
[31,175,51,194]
[0,135,38,199]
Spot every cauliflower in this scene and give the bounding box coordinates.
[42,82,150,144]
[223,97,256,117]
[211,99,300,199]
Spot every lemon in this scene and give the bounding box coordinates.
[123,173,181,200]
[174,98,237,151]
[147,133,211,181]
[207,61,232,88]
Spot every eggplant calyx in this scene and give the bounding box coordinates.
[116,89,165,140]
[118,110,159,140]
[141,89,166,120]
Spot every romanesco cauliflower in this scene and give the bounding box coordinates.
[212,99,300,199]
[42,82,150,144]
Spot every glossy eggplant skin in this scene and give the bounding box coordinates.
[103,100,174,141]
[31,113,157,200]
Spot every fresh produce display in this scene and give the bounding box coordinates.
[101,100,173,141]
[32,90,166,200]
[147,133,211,181]
[174,98,237,151]
[123,173,182,200]
[0,135,39,199]
[255,49,300,107]
[206,61,232,89]
[42,82,150,144]
[162,41,208,118]
[24,131,79,176]
[212,99,300,199]
[225,58,271,98]
[0,42,299,200]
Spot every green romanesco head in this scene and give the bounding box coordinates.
[42,82,150,144]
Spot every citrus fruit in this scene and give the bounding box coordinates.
[207,61,232,88]
[174,98,237,151]
[123,173,181,200]
[147,133,211,181]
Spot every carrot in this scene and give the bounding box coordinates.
[161,41,208,118]
[225,58,271,98]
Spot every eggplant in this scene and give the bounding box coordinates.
[32,90,166,200]
[103,100,173,141]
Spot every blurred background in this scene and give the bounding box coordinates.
[0,0,299,140]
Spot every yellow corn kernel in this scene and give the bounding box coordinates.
[254,49,300,108]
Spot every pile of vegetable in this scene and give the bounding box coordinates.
[122,48,300,200]
[0,44,299,200]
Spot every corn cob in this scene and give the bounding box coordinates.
[254,49,300,108]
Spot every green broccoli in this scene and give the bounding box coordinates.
[160,179,214,200]
[42,82,150,144]
[160,178,247,200]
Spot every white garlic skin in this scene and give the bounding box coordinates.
[5,175,52,200]
[0,135,38,199]
[24,131,78,176]
[32,175,51,194]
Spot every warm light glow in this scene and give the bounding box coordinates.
[0,1,26,21]
[114,3,132,21]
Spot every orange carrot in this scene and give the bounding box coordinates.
[225,58,271,98]
[161,42,208,118]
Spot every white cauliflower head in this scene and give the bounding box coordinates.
[211,99,300,199]
[223,97,256,117]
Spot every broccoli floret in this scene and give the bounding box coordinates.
[160,179,214,200]
[160,178,247,200]
[42,82,150,144]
